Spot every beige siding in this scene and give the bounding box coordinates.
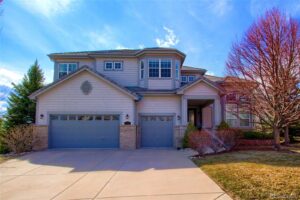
[96,58,139,86]
[148,79,173,89]
[137,96,181,125]
[37,71,135,125]
[184,82,218,96]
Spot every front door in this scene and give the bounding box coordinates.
[188,109,197,126]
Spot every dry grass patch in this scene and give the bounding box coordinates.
[0,155,9,164]
[193,151,300,200]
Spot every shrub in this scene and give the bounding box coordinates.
[182,123,197,148]
[217,121,230,130]
[1,125,39,154]
[243,131,273,140]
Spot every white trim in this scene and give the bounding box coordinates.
[140,60,145,79]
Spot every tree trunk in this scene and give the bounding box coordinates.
[284,126,290,145]
[273,127,281,150]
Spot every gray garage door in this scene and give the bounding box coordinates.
[140,115,174,148]
[49,114,120,148]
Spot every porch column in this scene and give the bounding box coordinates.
[213,98,222,127]
[181,97,188,125]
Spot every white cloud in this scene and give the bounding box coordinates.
[156,26,179,48]
[138,44,145,49]
[206,71,216,76]
[87,26,119,50]
[115,45,129,50]
[0,67,23,87]
[209,0,232,17]
[14,0,76,18]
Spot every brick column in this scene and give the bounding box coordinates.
[120,125,137,150]
[33,125,48,150]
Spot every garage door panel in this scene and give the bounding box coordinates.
[141,116,173,148]
[49,115,119,148]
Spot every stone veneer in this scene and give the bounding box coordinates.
[33,125,48,150]
[174,125,187,148]
[120,125,137,150]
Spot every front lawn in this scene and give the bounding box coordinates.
[193,150,300,200]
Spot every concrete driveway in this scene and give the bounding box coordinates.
[0,149,231,200]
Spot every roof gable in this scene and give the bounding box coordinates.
[29,67,140,100]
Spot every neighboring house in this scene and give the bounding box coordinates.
[30,47,253,150]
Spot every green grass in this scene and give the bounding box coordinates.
[193,150,300,200]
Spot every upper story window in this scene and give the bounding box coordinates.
[148,59,171,78]
[58,63,77,78]
[161,60,171,77]
[149,59,160,77]
[188,75,196,82]
[140,61,145,79]
[175,60,180,79]
[181,76,188,83]
[104,61,123,71]
[226,93,238,102]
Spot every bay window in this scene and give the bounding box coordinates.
[161,60,171,77]
[149,60,159,77]
[58,63,77,78]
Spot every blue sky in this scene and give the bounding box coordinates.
[0,0,300,113]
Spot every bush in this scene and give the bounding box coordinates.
[243,131,273,140]
[182,123,197,148]
[217,121,230,130]
[1,125,38,154]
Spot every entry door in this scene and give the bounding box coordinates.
[140,115,173,148]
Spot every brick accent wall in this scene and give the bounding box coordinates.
[174,125,187,148]
[33,125,48,150]
[120,125,137,150]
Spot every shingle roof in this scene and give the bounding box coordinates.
[181,66,207,74]
[48,47,186,59]
[204,75,225,82]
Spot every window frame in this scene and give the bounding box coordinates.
[113,61,123,71]
[104,62,114,71]
[175,60,180,79]
[225,103,251,128]
[140,60,145,79]
[188,75,196,82]
[181,75,188,83]
[58,63,78,78]
[148,59,172,78]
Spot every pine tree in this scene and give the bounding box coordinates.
[4,60,44,130]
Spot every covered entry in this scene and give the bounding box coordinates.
[140,115,174,148]
[49,114,120,148]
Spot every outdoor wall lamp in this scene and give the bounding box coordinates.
[125,114,129,120]
[40,114,44,119]
[177,115,181,120]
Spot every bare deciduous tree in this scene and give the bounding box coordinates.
[226,8,300,149]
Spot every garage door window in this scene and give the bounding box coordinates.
[50,115,119,121]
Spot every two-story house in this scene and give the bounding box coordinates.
[30,47,253,150]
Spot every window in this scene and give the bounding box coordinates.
[225,104,238,127]
[226,93,237,101]
[148,59,171,78]
[188,75,196,82]
[239,105,250,127]
[181,76,187,83]
[161,60,171,77]
[149,59,159,77]
[175,60,180,79]
[58,63,77,78]
[104,62,113,70]
[114,62,122,70]
[140,61,145,79]
[226,104,251,127]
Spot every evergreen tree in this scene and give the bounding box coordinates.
[4,60,44,130]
